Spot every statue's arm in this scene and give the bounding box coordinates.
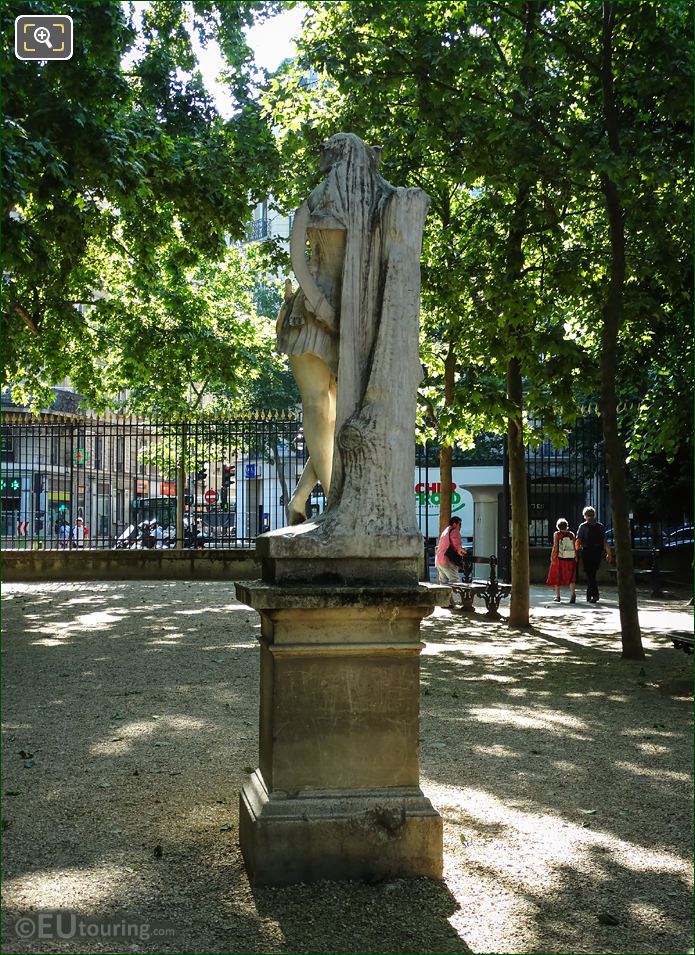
[290,202,337,331]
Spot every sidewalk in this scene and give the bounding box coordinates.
[518,583,692,642]
[2,580,692,954]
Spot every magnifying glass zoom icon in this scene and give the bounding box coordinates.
[34,26,53,48]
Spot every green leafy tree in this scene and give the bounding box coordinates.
[264,0,690,645]
[72,241,292,415]
[2,0,279,409]
[538,0,691,657]
[265,0,586,625]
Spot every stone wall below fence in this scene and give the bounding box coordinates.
[529,547,613,586]
[1,549,261,583]
[530,546,693,587]
[3,546,689,588]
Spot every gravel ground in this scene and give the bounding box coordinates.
[1,580,692,955]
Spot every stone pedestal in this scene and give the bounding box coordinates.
[235,536,448,885]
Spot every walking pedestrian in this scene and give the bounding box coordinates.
[546,518,577,603]
[435,516,469,607]
[575,506,612,602]
[71,517,88,549]
[56,514,71,549]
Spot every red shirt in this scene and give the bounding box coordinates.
[435,525,462,567]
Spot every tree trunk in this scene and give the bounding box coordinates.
[439,444,453,535]
[438,341,456,534]
[507,356,530,625]
[503,5,537,626]
[504,169,531,625]
[599,1,644,659]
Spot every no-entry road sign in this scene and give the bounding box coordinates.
[204,489,219,505]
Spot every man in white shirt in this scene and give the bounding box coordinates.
[71,517,87,548]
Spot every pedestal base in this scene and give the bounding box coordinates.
[240,770,443,886]
[235,572,448,886]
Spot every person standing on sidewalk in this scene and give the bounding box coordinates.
[546,518,578,603]
[435,516,468,601]
[71,517,89,549]
[575,506,612,602]
[56,514,71,549]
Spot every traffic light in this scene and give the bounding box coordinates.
[222,464,235,487]
[33,473,45,495]
[195,467,207,484]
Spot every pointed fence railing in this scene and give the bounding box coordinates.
[2,409,674,559]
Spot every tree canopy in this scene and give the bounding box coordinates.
[3,0,690,562]
[259,0,691,638]
[264,0,690,458]
[2,0,285,412]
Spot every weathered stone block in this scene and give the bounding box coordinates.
[235,580,448,885]
[239,771,443,886]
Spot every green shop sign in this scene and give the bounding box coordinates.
[414,481,466,513]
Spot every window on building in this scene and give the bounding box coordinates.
[116,489,125,524]
[50,433,62,466]
[1,436,14,462]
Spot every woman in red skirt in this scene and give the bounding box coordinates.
[546,518,577,603]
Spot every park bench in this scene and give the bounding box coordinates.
[609,547,673,598]
[450,555,511,620]
[670,632,693,655]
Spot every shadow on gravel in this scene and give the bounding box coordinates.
[2,582,692,954]
[251,879,471,954]
[419,599,693,953]
[467,842,690,955]
[2,583,471,954]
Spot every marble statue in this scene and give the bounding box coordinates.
[237,135,445,886]
[276,132,429,544]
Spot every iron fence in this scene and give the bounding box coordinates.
[526,417,610,547]
[0,410,321,551]
[1,410,686,558]
[523,418,686,548]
